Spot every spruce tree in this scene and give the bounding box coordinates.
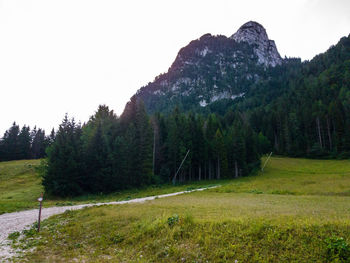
[42,115,85,196]
[18,125,31,159]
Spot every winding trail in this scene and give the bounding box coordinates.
[0,186,216,261]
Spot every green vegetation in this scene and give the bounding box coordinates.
[0,159,223,214]
[0,159,43,214]
[42,104,260,197]
[0,122,53,162]
[138,32,350,160]
[216,156,350,196]
[12,157,350,262]
[41,34,350,198]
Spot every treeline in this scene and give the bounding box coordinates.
[42,101,263,197]
[0,122,55,161]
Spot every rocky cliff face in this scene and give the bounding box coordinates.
[127,21,284,114]
[231,21,282,67]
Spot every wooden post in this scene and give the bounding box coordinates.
[37,193,43,232]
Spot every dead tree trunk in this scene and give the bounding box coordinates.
[209,161,212,180]
[199,165,201,181]
[235,160,238,178]
[217,158,220,179]
[326,117,332,150]
[274,131,279,152]
[316,117,323,148]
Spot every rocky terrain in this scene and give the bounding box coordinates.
[128,21,283,114]
[231,21,282,67]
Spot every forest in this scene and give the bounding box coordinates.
[231,35,350,158]
[41,102,262,196]
[0,123,54,161]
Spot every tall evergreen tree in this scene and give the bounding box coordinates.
[42,115,85,196]
[18,125,31,159]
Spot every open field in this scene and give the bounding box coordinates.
[5,156,350,262]
[215,156,350,196]
[0,160,43,214]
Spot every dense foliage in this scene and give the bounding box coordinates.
[42,103,261,197]
[0,123,54,161]
[232,35,350,158]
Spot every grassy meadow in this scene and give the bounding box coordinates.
[0,159,43,214]
[5,156,350,262]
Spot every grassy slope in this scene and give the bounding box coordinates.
[10,157,350,262]
[0,160,42,214]
[0,160,222,215]
[216,156,350,196]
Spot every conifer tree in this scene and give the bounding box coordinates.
[18,125,31,159]
[42,115,85,196]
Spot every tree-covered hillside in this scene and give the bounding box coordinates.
[235,35,350,157]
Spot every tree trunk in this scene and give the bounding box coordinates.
[316,117,323,148]
[274,131,279,152]
[152,129,156,175]
[327,117,332,150]
[217,158,220,179]
[199,165,201,181]
[235,160,238,178]
[209,161,212,180]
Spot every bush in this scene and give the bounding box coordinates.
[167,214,179,227]
[326,236,350,262]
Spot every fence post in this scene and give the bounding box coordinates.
[37,193,43,232]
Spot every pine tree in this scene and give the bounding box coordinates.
[18,125,31,159]
[31,128,46,159]
[2,122,20,160]
[42,115,85,196]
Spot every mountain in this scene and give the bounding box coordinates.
[124,20,350,158]
[128,21,283,114]
[231,21,282,67]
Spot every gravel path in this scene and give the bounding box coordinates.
[0,186,215,261]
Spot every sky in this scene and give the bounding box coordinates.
[0,0,349,135]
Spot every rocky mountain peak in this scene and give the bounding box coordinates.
[129,21,286,114]
[231,21,282,67]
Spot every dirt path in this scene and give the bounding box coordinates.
[0,186,215,261]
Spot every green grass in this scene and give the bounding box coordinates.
[215,156,350,196]
[0,159,223,214]
[9,156,350,262]
[0,159,43,214]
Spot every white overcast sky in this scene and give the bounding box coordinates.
[0,0,349,135]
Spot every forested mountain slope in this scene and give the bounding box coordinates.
[239,34,350,157]
[128,20,350,158]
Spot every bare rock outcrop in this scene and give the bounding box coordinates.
[231,21,282,67]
